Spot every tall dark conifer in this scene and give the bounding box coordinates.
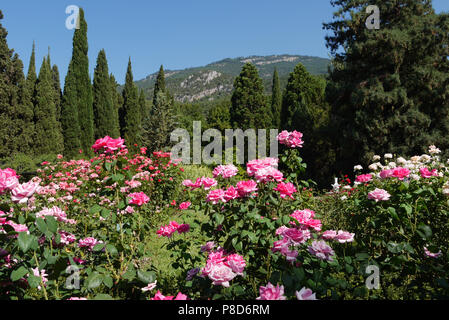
[109,74,121,138]
[271,68,282,128]
[0,10,25,158]
[120,58,141,148]
[34,57,63,154]
[230,63,271,130]
[61,8,93,157]
[93,49,116,139]
[153,65,166,106]
[51,65,62,122]
[324,0,449,171]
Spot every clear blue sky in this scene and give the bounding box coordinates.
[1,0,449,84]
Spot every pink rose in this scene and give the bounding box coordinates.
[273,182,297,199]
[206,189,226,204]
[256,282,286,300]
[179,201,191,210]
[420,167,438,179]
[380,169,394,179]
[11,181,40,204]
[335,230,355,243]
[296,287,317,300]
[225,254,246,275]
[92,136,126,154]
[128,192,150,206]
[355,174,372,183]
[308,240,335,261]
[201,177,217,190]
[207,264,236,287]
[367,188,391,202]
[236,180,258,197]
[224,186,239,201]
[392,167,410,180]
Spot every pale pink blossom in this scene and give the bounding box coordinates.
[296,287,317,300]
[256,282,286,300]
[368,188,391,202]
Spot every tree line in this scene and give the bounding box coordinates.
[2,0,449,188]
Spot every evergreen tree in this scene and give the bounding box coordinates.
[153,65,166,106]
[207,99,231,133]
[109,74,121,138]
[281,63,331,185]
[93,49,117,139]
[51,65,62,122]
[120,58,141,148]
[0,11,25,158]
[323,0,449,172]
[139,89,149,127]
[61,8,93,157]
[34,57,63,154]
[271,68,282,128]
[230,63,271,130]
[142,91,177,152]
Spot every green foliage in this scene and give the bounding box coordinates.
[61,8,93,158]
[33,57,63,154]
[120,58,141,149]
[230,63,272,130]
[93,49,119,139]
[271,68,282,128]
[324,0,449,173]
[142,91,177,152]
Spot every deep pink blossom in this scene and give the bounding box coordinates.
[256,283,286,300]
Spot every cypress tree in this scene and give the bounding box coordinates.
[139,89,149,126]
[121,58,141,148]
[324,0,449,172]
[93,49,116,139]
[142,91,177,152]
[153,65,166,106]
[0,10,24,158]
[16,42,37,155]
[51,65,62,122]
[271,68,282,128]
[230,63,271,130]
[61,8,93,157]
[109,74,121,138]
[34,57,63,154]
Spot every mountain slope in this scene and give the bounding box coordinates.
[134,54,330,103]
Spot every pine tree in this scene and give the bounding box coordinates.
[120,58,141,148]
[61,8,93,157]
[271,68,282,128]
[153,65,166,106]
[93,49,117,139]
[34,57,63,154]
[230,63,271,130]
[0,11,25,158]
[323,0,449,172]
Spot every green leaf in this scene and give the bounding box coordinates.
[89,205,102,214]
[387,207,398,220]
[112,174,125,182]
[103,275,113,288]
[93,243,105,252]
[46,216,58,233]
[11,266,29,281]
[17,232,33,253]
[27,275,41,288]
[417,224,432,240]
[35,218,47,233]
[86,272,103,289]
[137,270,156,284]
[105,244,118,256]
[214,214,224,225]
